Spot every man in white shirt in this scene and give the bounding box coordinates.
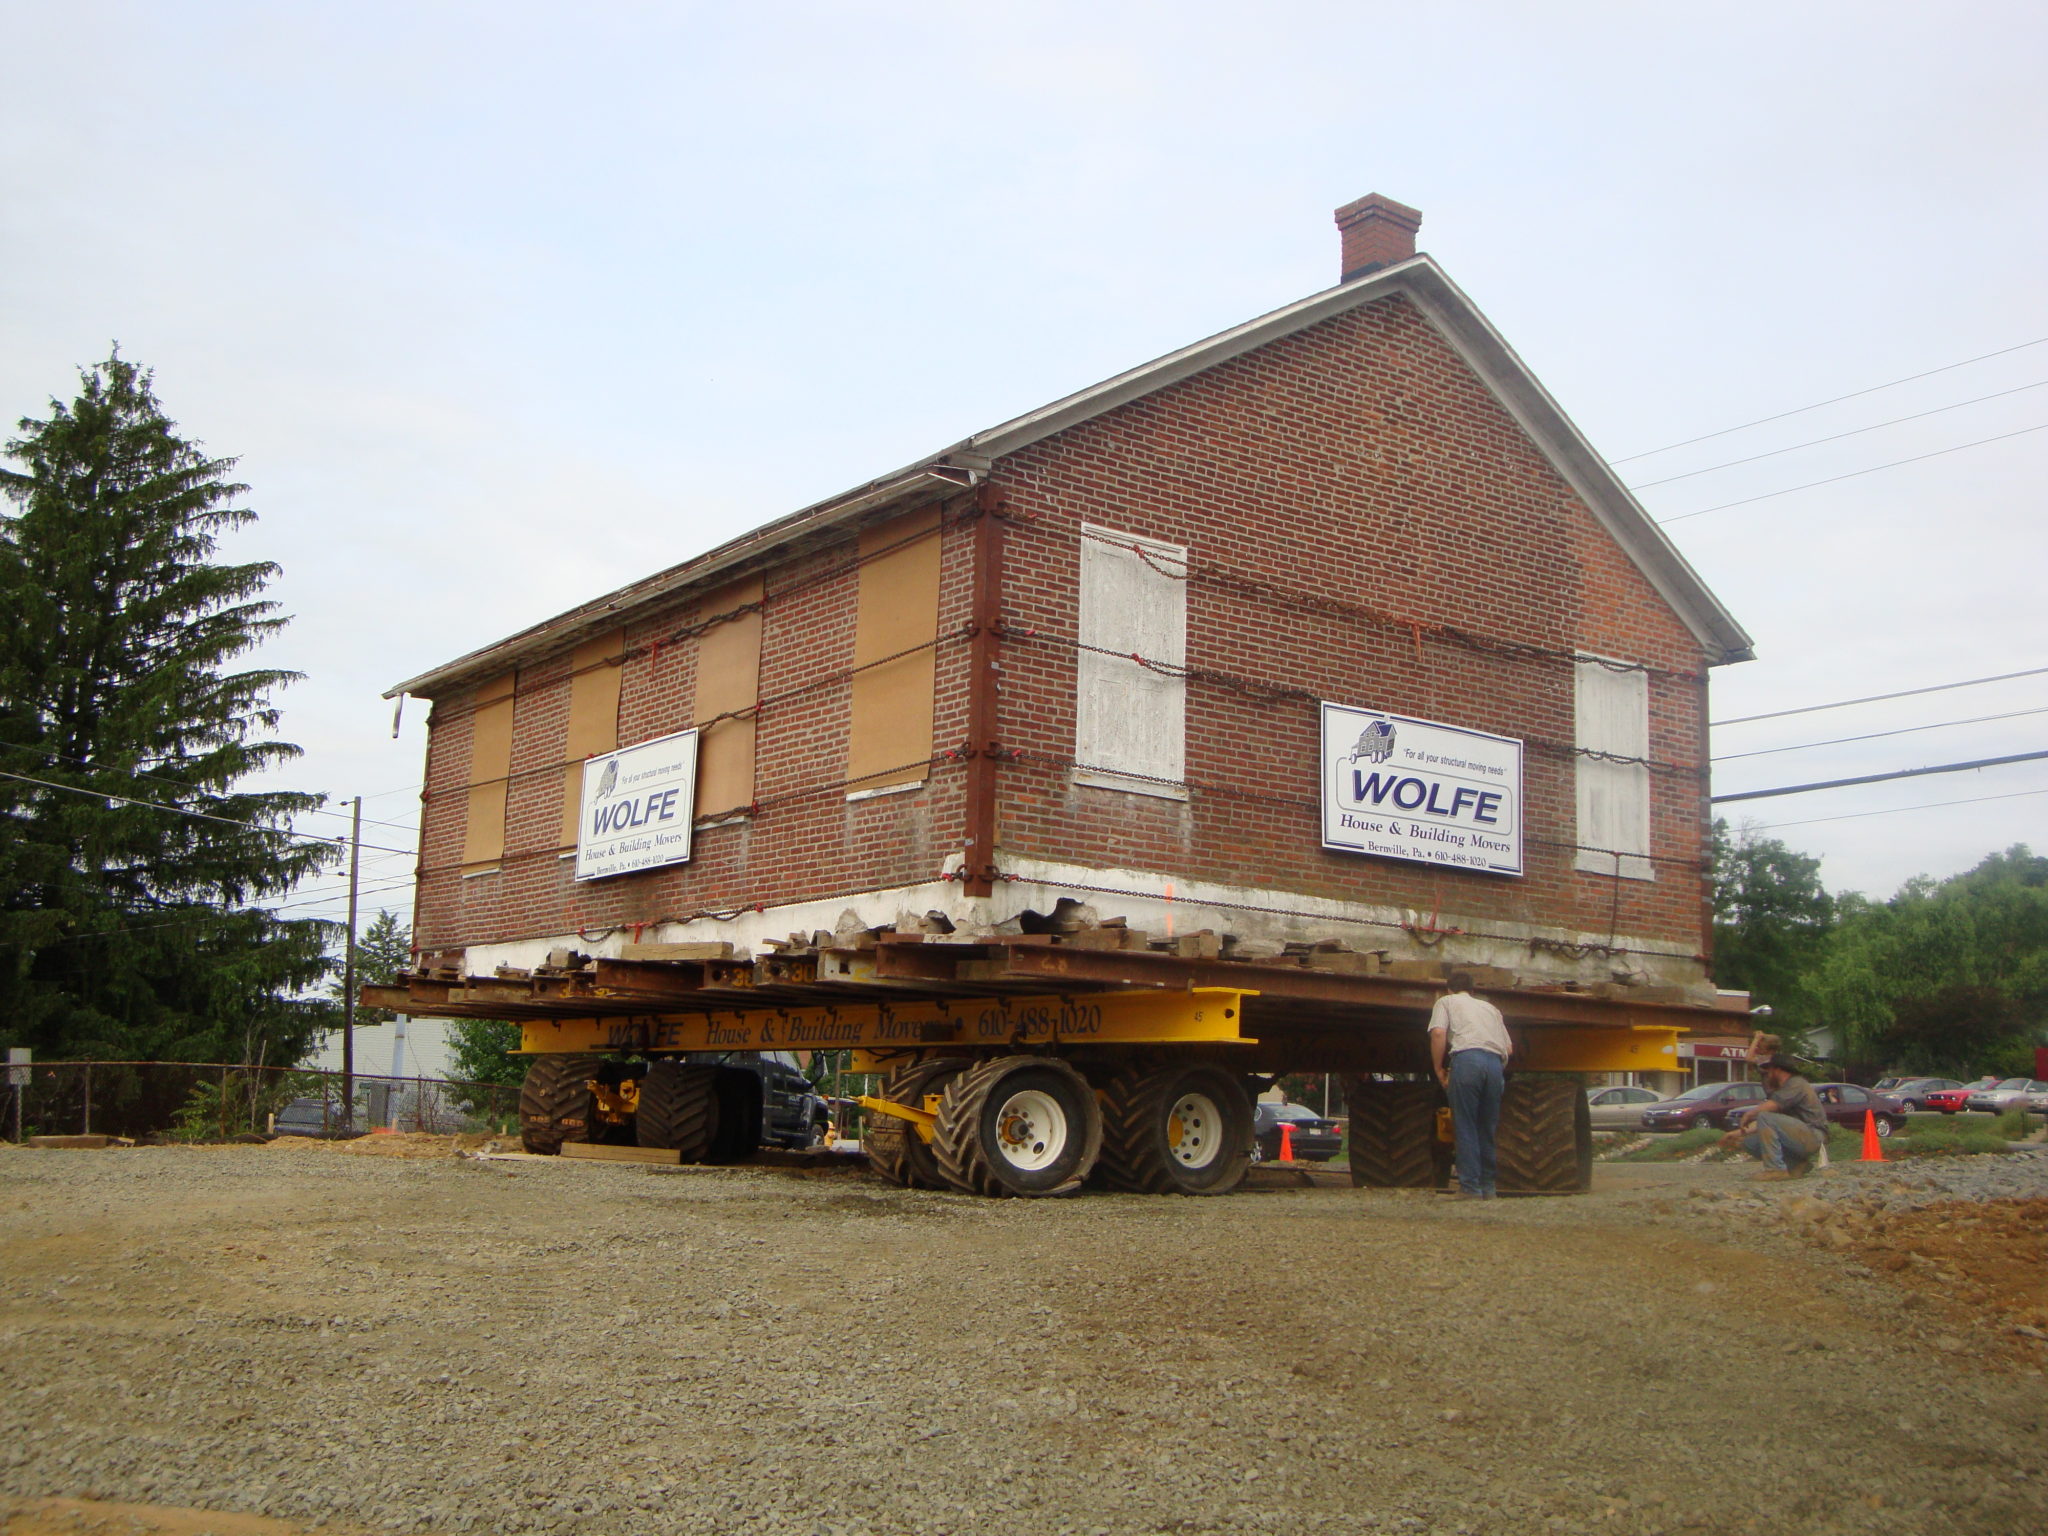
[1429,970,1513,1199]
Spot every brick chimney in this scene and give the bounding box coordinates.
[1334,194,1422,282]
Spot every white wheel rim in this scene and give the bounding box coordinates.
[1165,1091,1225,1170]
[992,1087,1068,1172]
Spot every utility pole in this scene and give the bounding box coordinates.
[341,795,362,1132]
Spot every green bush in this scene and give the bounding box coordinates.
[1892,1121,2012,1157]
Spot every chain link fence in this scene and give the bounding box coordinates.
[6,1059,520,1142]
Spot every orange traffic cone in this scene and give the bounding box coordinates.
[1278,1122,1296,1163]
[1860,1109,1885,1163]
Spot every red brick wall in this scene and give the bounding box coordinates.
[986,293,1712,954]
[412,291,1715,963]
[414,513,978,951]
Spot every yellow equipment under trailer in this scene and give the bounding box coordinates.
[369,933,1719,1198]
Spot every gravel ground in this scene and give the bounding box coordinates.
[3,1142,2046,1536]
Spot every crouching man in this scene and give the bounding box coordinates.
[1721,1056,1830,1181]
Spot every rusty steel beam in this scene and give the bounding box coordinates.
[984,942,1717,1032]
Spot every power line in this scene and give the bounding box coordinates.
[30,877,420,946]
[1748,784,2048,833]
[1711,705,2048,763]
[1711,665,2048,727]
[1711,749,2048,804]
[1657,421,2048,525]
[1626,377,2048,489]
[0,768,417,857]
[1611,335,2048,463]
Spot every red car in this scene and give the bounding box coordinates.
[1925,1077,2000,1115]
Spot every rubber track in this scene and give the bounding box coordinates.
[518,1055,599,1155]
[932,1056,1099,1198]
[1096,1061,1251,1195]
[1496,1076,1590,1193]
[635,1061,720,1160]
[1341,1077,1439,1188]
[864,1058,967,1189]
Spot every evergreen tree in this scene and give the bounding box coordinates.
[0,353,334,1102]
[328,908,415,1029]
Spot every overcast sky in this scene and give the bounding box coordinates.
[5,0,2045,931]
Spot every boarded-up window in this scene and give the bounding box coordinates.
[557,631,626,849]
[695,575,764,817]
[1574,657,1653,881]
[462,671,517,868]
[1075,525,1186,796]
[846,506,941,794]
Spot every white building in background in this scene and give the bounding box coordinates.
[306,1016,464,1082]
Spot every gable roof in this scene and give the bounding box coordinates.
[389,255,1752,698]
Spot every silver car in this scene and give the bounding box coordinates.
[1963,1078,2048,1113]
[1585,1084,1666,1130]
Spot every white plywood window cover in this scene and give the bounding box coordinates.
[1075,525,1188,799]
[1574,656,1653,881]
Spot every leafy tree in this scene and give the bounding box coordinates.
[1875,985,2031,1078]
[0,353,333,1115]
[1806,845,2048,1075]
[445,1019,526,1105]
[1709,818,1835,1024]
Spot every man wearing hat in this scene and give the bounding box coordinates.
[1721,1056,1829,1180]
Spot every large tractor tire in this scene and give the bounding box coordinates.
[1341,1076,1440,1188]
[864,1058,970,1189]
[518,1054,600,1155]
[635,1061,720,1160]
[1497,1076,1593,1194]
[1096,1061,1253,1195]
[933,1055,1103,1197]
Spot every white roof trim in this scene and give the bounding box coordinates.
[389,255,1749,698]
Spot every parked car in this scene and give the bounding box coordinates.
[269,1096,352,1138]
[1251,1101,1343,1162]
[1871,1076,1964,1110]
[1809,1083,1909,1137]
[1585,1084,1667,1130]
[1640,1080,1767,1133]
[1963,1078,2048,1115]
[1924,1077,2000,1114]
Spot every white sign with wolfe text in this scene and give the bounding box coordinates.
[1320,703,1523,876]
[574,728,699,882]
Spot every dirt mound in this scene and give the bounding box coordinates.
[1790,1195,2048,1361]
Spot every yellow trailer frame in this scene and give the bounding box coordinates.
[512,984,1684,1077]
[516,986,1257,1056]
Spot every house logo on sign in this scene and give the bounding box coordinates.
[1347,719,1397,765]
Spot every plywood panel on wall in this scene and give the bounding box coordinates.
[846,506,941,793]
[558,630,626,848]
[462,671,517,867]
[696,576,764,817]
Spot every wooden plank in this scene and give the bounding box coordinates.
[619,942,737,962]
[559,1142,682,1165]
[592,959,707,1001]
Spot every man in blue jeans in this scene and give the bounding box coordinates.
[1429,970,1514,1199]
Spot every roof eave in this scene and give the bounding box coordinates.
[386,252,1753,698]
[382,463,967,699]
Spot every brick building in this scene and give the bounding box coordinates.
[390,195,1751,1001]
